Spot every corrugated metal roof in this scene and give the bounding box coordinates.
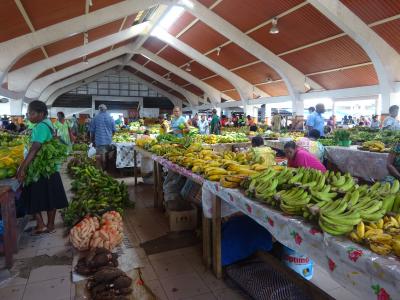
[249,4,342,55]
[341,0,400,24]
[373,19,400,54]
[282,36,370,74]
[309,65,378,90]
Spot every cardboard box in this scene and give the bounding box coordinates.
[167,200,198,232]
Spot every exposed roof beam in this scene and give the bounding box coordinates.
[42,61,122,103]
[0,0,164,82]
[151,27,268,102]
[308,0,400,104]
[46,69,118,105]
[128,61,200,106]
[121,70,183,107]
[8,22,150,93]
[138,48,228,103]
[178,0,322,98]
[26,47,127,99]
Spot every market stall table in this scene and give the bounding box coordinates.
[325,146,389,181]
[201,181,400,299]
[264,139,285,151]
[0,178,20,268]
[112,142,136,169]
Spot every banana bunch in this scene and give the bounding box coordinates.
[276,188,311,215]
[246,169,277,195]
[351,196,386,222]
[349,215,400,257]
[254,178,279,202]
[251,163,270,172]
[204,167,229,181]
[361,140,386,152]
[327,171,355,193]
[318,199,361,236]
[220,175,246,188]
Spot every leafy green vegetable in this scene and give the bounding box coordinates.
[25,139,68,186]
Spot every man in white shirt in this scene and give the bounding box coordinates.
[198,114,209,134]
[383,105,400,130]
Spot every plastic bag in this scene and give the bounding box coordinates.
[87,143,96,158]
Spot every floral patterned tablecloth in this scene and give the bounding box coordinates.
[201,181,400,300]
[112,143,136,169]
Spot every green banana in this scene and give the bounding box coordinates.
[381,194,395,213]
[390,180,400,194]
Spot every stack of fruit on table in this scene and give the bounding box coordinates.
[150,142,276,188]
[242,167,400,257]
[135,136,157,150]
[0,133,25,179]
[72,143,89,152]
[200,132,249,144]
[62,160,130,227]
[112,131,136,143]
[359,140,390,153]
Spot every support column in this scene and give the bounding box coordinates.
[379,94,391,122]
[265,105,272,125]
[375,97,382,116]
[91,96,95,117]
[9,99,23,116]
[292,96,304,130]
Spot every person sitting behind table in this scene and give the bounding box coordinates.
[251,136,264,148]
[284,141,326,173]
[370,115,380,129]
[384,143,400,184]
[296,129,325,162]
[158,114,170,134]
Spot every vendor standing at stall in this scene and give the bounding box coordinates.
[383,105,400,130]
[171,106,189,137]
[210,108,221,134]
[306,103,325,137]
[198,114,209,134]
[17,101,68,235]
[284,141,326,172]
[54,112,74,154]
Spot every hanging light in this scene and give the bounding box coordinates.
[88,0,93,7]
[185,63,191,72]
[269,17,279,34]
[216,47,221,56]
[266,76,272,83]
[166,74,172,81]
[83,57,89,64]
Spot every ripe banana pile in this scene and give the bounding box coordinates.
[349,215,400,257]
[361,140,387,152]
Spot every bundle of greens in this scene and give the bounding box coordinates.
[334,129,351,142]
[62,165,131,227]
[25,139,68,186]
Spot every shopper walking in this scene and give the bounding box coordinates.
[17,101,68,235]
[198,114,209,134]
[171,106,189,137]
[306,103,325,137]
[383,105,400,130]
[90,104,116,169]
[210,108,221,134]
[54,112,74,153]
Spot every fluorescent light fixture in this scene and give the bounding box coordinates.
[158,6,185,30]
[269,17,279,34]
[185,63,191,72]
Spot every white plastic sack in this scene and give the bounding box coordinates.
[87,143,96,158]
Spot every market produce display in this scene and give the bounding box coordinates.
[349,215,400,256]
[86,266,133,300]
[72,143,89,152]
[63,161,130,227]
[241,166,400,257]
[69,211,123,251]
[75,247,118,276]
[200,132,248,144]
[0,133,25,179]
[25,139,68,185]
[112,131,136,143]
[359,140,389,152]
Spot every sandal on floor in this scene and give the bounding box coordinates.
[30,228,49,236]
[46,228,56,234]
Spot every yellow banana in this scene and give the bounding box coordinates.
[376,219,384,229]
[365,228,384,238]
[370,243,392,255]
[220,177,240,188]
[207,174,223,181]
[224,175,246,183]
[367,233,393,243]
[356,221,365,239]
[350,231,362,243]
[392,240,400,257]
[368,222,378,229]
